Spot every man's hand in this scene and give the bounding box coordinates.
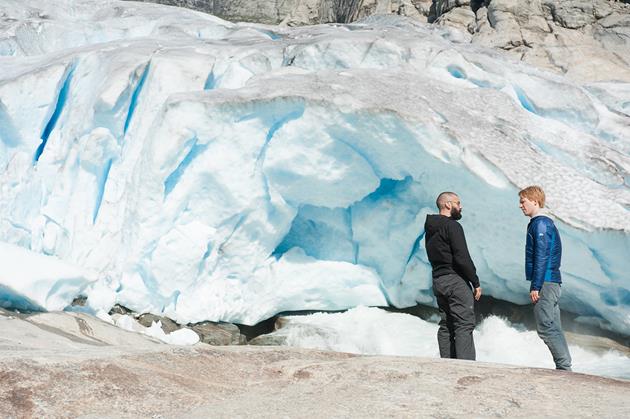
[473,287,482,301]
[530,290,539,304]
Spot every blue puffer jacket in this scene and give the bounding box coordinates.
[525,215,562,291]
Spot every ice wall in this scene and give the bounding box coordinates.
[0,1,629,333]
[0,242,94,311]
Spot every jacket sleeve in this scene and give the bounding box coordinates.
[530,220,549,291]
[448,222,480,288]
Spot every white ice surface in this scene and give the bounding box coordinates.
[0,1,629,334]
[0,241,93,311]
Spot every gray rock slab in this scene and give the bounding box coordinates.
[248,332,288,346]
[0,310,165,362]
[543,0,613,29]
[190,321,246,345]
[2,345,630,418]
[1,311,629,418]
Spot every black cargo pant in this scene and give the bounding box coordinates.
[432,273,476,360]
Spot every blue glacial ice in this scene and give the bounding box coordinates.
[0,0,629,336]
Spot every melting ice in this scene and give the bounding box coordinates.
[274,306,630,380]
[0,0,629,341]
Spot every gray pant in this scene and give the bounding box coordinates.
[534,282,572,370]
[432,273,476,360]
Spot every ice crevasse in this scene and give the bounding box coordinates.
[0,0,629,334]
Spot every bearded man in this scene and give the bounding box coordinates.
[424,191,482,360]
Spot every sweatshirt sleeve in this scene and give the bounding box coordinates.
[448,222,480,288]
[530,220,549,291]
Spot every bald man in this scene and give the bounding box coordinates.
[424,191,481,360]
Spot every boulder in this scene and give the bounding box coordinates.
[248,333,289,346]
[108,304,134,316]
[70,295,87,306]
[436,6,476,33]
[433,0,472,18]
[136,313,181,334]
[190,321,246,345]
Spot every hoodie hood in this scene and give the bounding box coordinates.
[424,214,452,239]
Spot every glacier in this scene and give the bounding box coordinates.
[0,0,629,335]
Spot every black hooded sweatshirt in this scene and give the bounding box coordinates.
[424,214,479,289]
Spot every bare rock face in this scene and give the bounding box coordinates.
[281,0,427,26]
[432,0,472,20]
[595,11,630,65]
[543,0,613,29]
[472,0,549,49]
[434,0,630,83]
[126,0,291,24]
[435,5,476,33]
[1,310,629,418]
[126,0,431,25]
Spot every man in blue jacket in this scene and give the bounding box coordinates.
[519,185,572,371]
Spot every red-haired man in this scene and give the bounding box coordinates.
[519,185,572,371]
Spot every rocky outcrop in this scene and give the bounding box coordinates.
[435,0,630,82]
[125,1,630,83]
[126,0,630,26]
[544,0,615,29]
[127,0,432,25]
[280,0,427,26]
[1,309,629,418]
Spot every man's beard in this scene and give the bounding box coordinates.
[450,207,462,220]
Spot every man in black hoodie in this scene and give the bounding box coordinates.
[424,191,482,360]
